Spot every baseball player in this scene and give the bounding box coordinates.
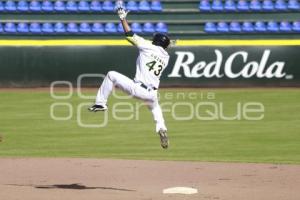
[89,1,170,149]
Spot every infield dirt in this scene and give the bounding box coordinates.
[0,158,299,200]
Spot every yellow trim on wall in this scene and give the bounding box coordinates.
[0,39,300,46]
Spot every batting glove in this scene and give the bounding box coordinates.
[115,1,129,20]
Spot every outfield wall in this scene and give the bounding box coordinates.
[0,39,299,87]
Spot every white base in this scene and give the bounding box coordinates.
[163,187,198,195]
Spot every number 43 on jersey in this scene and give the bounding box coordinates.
[146,61,163,76]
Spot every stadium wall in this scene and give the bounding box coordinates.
[0,39,299,87]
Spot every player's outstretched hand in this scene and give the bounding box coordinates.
[115,0,129,20]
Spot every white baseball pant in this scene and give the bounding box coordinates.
[95,71,167,132]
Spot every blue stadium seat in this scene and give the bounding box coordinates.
[237,0,249,11]
[249,0,262,11]
[288,0,300,10]
[139,0,151,11]
[29,0,42,12]
[78,0,90,12]
[155,22,168,33]
[267,21,279,32]
[212,0,223,11]
[66,1,78,12]
[42,23,54,33]
[292,21,300,32]
[229,21,242,32]
[217,22,229,32]
[54,0,66,12]
[92,22,104,33]
[4,22,16,33]
[42,0,54,12]
[67,22,79,33]
[224,0,236,12]
[204,22,217,33]
[0,2,4,12]
[275,0,288,11]
[117,23,124,32]
[242,21,255,32]
[151,0,162,12]
[199,0,211,12]
[254,21,267,32]
[17,22,29,33]
[279,21,292,32]
[105,22,117,33]
[131,22,142,33]
[54,22,66,33]
[102,0,114,11]
[5,0,17,12]
[143,22,155,33]
[17,0,29,12]
[79,22,91,33]
[126,0,138,11]
[90,0,102,12]
[29,22,41,33]
[262,0,274,11]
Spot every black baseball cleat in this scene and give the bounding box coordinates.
[88,104,108,112]
[158,129,169,149]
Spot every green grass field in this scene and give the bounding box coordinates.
[0,88,299,164]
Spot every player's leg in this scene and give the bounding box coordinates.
[89,71,135,111]
[148,100,169,149]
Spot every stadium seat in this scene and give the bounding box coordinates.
[254,21,267,32]
[151,0,162,12]
[126,0,139,11]
[42,0,54,12]
[54,0,66,12]
[237,0,249,11]
[90,0,102,12]
[104,22,117,33]
[117,23,124,32]
[17,22,29,33]
[279,21,292,32]
[199,0,211,12]
[4,22,16,33]
[0,2,4,12]
[143,22,155,33]
[17,0,29,12]
[224,0,236,12]
[249,0,262,11]
[275,0,288,11]
[67,22,79,33]
[217,22,229,32]
[54,22,66,33]
[212,0,223,11]
[155,22,168,33]
[29,0,42,12]
[66,1,78,12]
[5,0,17,12]
[229,21,242,32]
[131,22,142,33]
[42,23,54,33]
[139,0,151,11]
[288,0,300,10]
[102,0,114,11]
[78,0,90,12]
[79,22,91,33]
[0,23,3,33]
[29,22,41,33]
[262,0,274,11]
[242,21,255,32]
[267,21,279,32]
[292,21,300,32]
[204,22,217,33]
[92,22,104,33]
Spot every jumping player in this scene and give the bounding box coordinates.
[89,2,171,149]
